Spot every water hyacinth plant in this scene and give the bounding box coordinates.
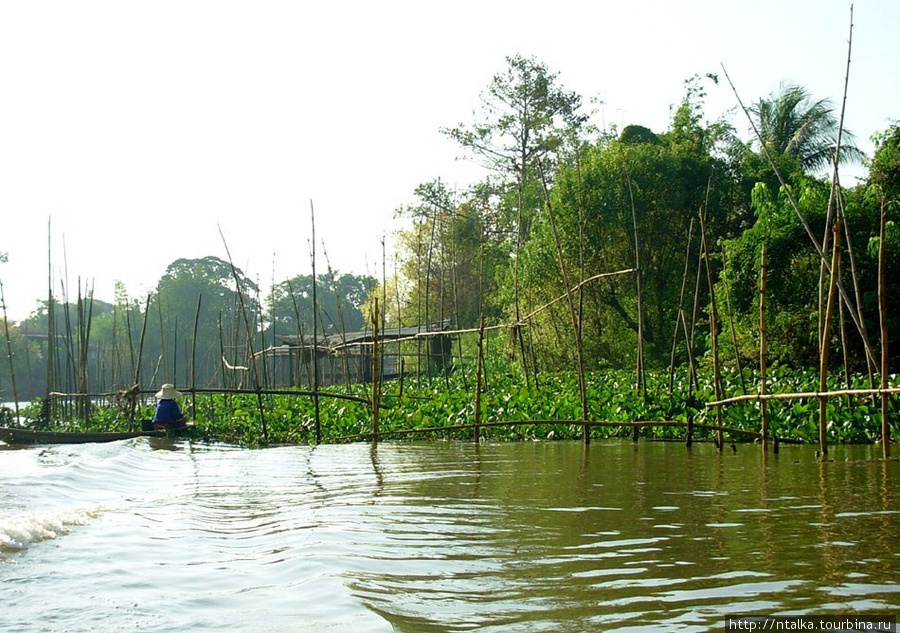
[15,365,896,447]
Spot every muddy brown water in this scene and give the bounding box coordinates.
[1,439,897,631]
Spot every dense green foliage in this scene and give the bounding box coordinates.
[17,365,898,447]
[390,61,898,378]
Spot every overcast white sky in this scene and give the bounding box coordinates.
[1,0,897,322]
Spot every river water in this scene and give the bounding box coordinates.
[1,438,897,632]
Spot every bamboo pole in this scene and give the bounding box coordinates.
[285,278,312,388]
[514,161,531,389]
[688,239,705,392]
[538,162,589,444]
[218,226,267,441]
[423,201,437,382]
[699,206,724,449]
[79,283,95,423]
[371,297,380,443]
[760,242,769,451]
[722,252,746,394]
[474,315,485,444]
[51,386,373,403]
[576,149,587,429]
[322,245,352,389]
[707,386,900,408]
[878,199,891,459]
[191,294,202,419]
[60,278,75,413]
[839,194,877,401]
[819,222,842,457]
[124,295,136,390]
[0,281,21,421]
[624,170,646,401]
[518,269,635,322]
[310,201,321,444]
[44,218,56,425]
[838,293,852,408]
[448,220,469,392]
[217,314,228,391]
[669,220,694,394]
[132,295,150,387]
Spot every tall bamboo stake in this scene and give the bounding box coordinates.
[77,283,95,423]
[191,294,202,419]
[819,221,842,457]
[474,315,485,444]
[688,237,705,392]
[538,163,589,444]
[699,206,724,449]
[722,252,746,394]
[323,245,351,388]
[111,302,120,389]
[44,219,56,424]
[760,242,769,451]
[838,293,853,408]
[424,202,437,381]
[128,295,151,427]
[124,296,136,388]
[132,295,150,387]
[219,225,267,441]
[623,169,646,399]
[839,198,877,400]
[0,281,21,421]
[371,297,380,443]
[878,199,890,459]
[573,145,588,417]
[310,201,321,444]
[514,167,531,389]
[449,219,469,392]
[285,278,311,387]
[669,220,694,395]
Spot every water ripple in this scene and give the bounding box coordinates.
[0,440,898,632]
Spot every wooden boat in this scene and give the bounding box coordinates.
[0,424,190,445]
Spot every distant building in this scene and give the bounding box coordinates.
[260,320,453,388]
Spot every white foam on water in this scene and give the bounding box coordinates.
[0,506,101,553]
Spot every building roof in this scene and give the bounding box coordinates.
[277,319,450,350]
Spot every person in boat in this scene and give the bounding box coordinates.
[151,384,188,430]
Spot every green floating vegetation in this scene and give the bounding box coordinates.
[15,366,897,447]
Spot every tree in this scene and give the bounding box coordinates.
[389,180,504,331]
[442,54,586,243]
[503,76,738,370]
[442,54,587,379]
[151,256,260,388]
[266,272,376,340]
[868,123,900,203]
[749,84,864,175]
[0,319,42,402]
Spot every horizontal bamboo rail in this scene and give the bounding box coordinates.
[329,268,637,350]
[707,387,900,408]
[46,387,372,406]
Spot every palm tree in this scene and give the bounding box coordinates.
[750,84,864,173]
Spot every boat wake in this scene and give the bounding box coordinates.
[0,507,102,554]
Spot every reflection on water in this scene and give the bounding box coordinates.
[0,439,897,632]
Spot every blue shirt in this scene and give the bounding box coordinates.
[152,399,183,425]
